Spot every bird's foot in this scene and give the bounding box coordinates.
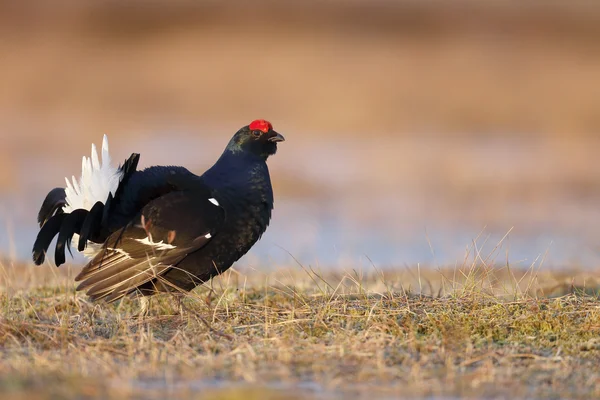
[131,297,150,319]
[170,293,186,318]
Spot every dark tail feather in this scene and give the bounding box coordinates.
[101,193,114,227]
[78,201,105,251]
[118,153,140,182]
[32,213,68,265]
[37,188,67,227]
[111,153,140,207]
[35,154,140,266]
[100,153,139,228]
[115,154,140,201]
[55,209,88,266]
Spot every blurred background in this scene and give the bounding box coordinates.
[0,0,599,271]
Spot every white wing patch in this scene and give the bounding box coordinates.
[208,198,219,206]
[63,135,122,213]
[106,247,133,259]
[135,237,177,250]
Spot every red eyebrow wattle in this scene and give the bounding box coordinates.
[249,119,273,133]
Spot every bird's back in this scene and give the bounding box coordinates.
[104,165,199,231]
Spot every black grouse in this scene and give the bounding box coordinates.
[32,119,284,306]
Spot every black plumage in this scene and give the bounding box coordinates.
[37,187,66,227]
[77,201,104,251]
[32,120,284,303]
[33,213,67,265]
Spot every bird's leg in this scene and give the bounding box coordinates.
[133,297,150,319]
[172,293,185,317]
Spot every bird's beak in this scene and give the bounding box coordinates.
[268,132,285,142]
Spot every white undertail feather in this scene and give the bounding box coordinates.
[63,135,123,259]
[63,135,122,213]
[81,242,102,259]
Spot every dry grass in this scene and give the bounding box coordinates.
[1,255,599,399]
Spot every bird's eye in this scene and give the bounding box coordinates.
[252,130,261,137]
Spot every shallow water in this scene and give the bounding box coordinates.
[120,378,461,400]
[1,133,599,269]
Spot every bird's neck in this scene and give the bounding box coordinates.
[202,150,271,192]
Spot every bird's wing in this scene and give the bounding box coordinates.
[74,187,225,302]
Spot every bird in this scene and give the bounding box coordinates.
[32,119,284,312]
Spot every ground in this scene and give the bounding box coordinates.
[1,260,599,399]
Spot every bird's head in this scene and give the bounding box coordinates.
[226,119,285,159]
